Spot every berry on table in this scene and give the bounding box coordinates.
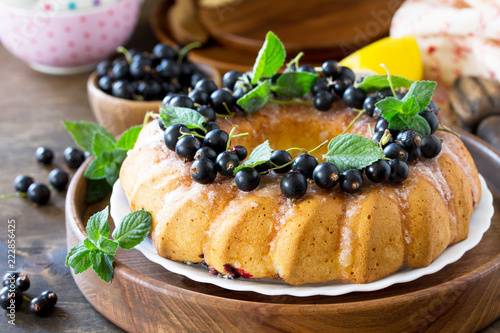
[14,175,34,193]
[0,286,23,310]
[48,168,69,191]
[312,162,340,189]
[15,273,30,292]
[203,129,229,155]
[27,183,50,205]
[223,70,242,90]
[164,124,189,151]
[40,290,58,307]
[30,296,51,317]
[270,150,293,173]
[340,169,364,193]
[387,159,409,184]
[235,168,260,192]
[215,151,240,177]
[314,91,334,111]
[365,160,391,183]
[2,272,20,287]
[292,154,318,179]
[35,146,54,165]
[420,135,442,158]
[194,147,217,162]
[175,136,202,162]
[280,172,308,199]
[342,87,366,109]
[64,147,85,169]
[191,158,217,184]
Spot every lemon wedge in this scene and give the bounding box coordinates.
[340,37,423,81]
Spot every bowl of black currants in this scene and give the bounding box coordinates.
[88,43,221,136]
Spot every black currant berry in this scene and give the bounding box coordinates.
[2,272,20,287]
[292,154,318,179]
[158,117,166,131]
[215,151,239,177]
[210,89,236,114]
[270,150,293,173]
[152,43,176,60]
[30,296,51,317]
[280,172,308,199]
[375,117,389,132]
[175,136,201,162]
[371,130,394,148]
[203,129,229,155]
[255,161,272,174]
[15,274,30,292]
[190,72,207,88]
[418,110,439,134]
[27,183,50,205]
[384,143,408,162]
[397,130,422,152]
[111,80,133,99]
[0,286,23,310]
[64,147,85,169]
[298,64,316,74]
[339,66,355,84]
[162,93,177,106]
[156,59,180,80]
[365,160,391,183]
[111,61,129,80]
[204,121,220,132]
[96,60,112,77]
[420,135,442,158]
[340,169,364,193]
[188,90,210,106]
[223,70,242,90]
[312,162,340,189]
[314,91,334,111]
[235,168,260,192]
[169,95,195,109]
[387,159,409,184]
[321,60,341,79]
[35,146,54,165]
[14,175,34,193]
[343,87,366,109]
[311,78,329,95]
[48,168,69,191]
[363,95,381,117]
[40,290,58,307]
[407,148,422,164]
[331,78,351,96]
[427,100,439,115]
[137,80,162,101]
[194,79,218,95]
[164,124,189,151]
[377,87,393,98]
[232,145,248,161]
[98,76,113,93]
[190,158,217,184]
[195,147,217,162]
[196,105,216,122]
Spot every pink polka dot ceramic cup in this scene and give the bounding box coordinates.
[0,0,141,74]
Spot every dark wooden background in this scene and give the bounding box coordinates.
[0,0,498,331]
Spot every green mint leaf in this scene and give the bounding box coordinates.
[389,114,431,136]
[90,251,114,283]
[236,80,272,113]
[92,132,117,156]
[62,120,115,154]
[116,126,142,150]
[65,243,92,274]
[233,140,272,173]
[97,237,119,256]
[86,206,110,243]
[375,97,404,121]
[402,81,437,111]
[273,72,318,98]
[324,134,385,173]
[160,106,206,131]
[252,31,286,84]
[84,238,97,250]
[112,210,152,249]
[355,74,414,93]
[402,96,420,116]
[84,149,126,186]
[86,179,112,203]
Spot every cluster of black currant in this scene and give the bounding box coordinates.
[1,272,57,317]
[96,43,210,101]
[9,146,85,205]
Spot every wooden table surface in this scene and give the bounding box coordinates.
[0,1,499,332]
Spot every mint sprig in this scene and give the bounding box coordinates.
[233,140,272,174]
[66,206,152,283]
[63,121,142,203]
[323,134,385,173]
[252,31,286,84]
[273,72,318,98]
[160,105,207,132]
[355,74,413,93]
[236,81,272,114]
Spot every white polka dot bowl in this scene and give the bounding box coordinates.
[0,0,142,75]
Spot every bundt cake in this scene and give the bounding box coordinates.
[119,100,481,285]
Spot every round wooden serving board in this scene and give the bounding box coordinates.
[66,130,500,333]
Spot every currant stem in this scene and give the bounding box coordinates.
[270,99,313,105]
[286,52,305,70]
[380,63,397,98]
[437,122,461,138]
[116,46,132,65]
[342,109,365,134]
[179,130,205,139]
[368,124,374,137]
[177,42,202,64]
[143,111,159,127]
[1,192,26,199]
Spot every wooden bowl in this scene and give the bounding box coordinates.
[87,63,221,136]
[65,130,500,332]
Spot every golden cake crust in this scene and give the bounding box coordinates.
[119,102,481,285]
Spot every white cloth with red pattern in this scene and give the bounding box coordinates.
[391,0,500,84]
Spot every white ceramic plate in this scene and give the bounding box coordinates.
[110,175,494,297]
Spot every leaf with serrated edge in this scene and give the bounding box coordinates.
[402,96,420,116]
[252,31,286,84]
[237,81,272,113]
[86,207,110,243]
[324,134,385,173]
[116,126,142,150]
[375,97,404,122]
[160,106,206,131]
[112,210,152,249]
[356,75,414,92]
[97,237,119,256]
[62,120,115,154]
[92,132,116,156]
[65,243,92,274]
[233,140,271,173]
[274,72,318,98]
[84,238,97,250]
[84,154,110,180]
[90,251,114,283]
[402,81,436,111]
[389,114,430,136]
